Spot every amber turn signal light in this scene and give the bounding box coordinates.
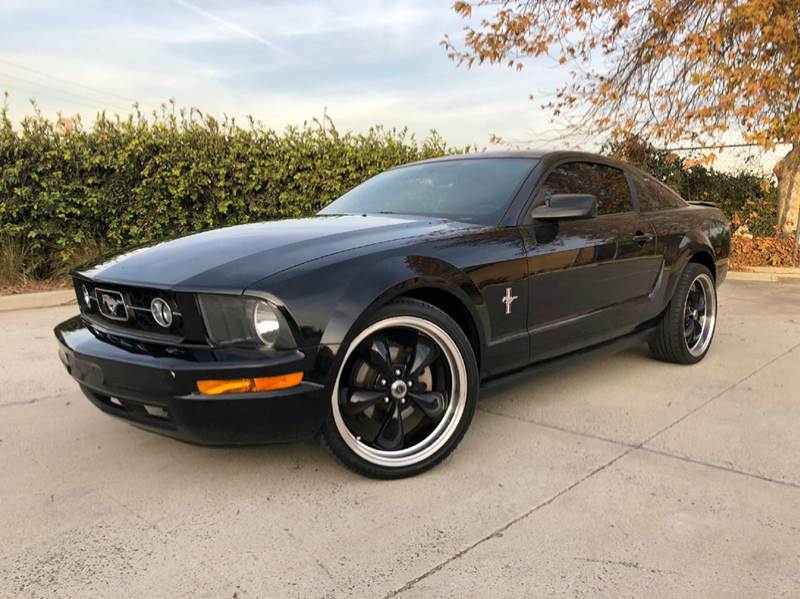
[196,372,303,396]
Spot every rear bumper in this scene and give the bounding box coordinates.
[55,316,328,444]
[716,257,729,286]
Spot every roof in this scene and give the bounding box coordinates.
[396,149,636,172]
[403,151,545,165]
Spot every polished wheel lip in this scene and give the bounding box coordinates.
[683,273,716,357]
[331,316,467,468]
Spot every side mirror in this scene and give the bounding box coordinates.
[531,194,597,221]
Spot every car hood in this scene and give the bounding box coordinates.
[78,214,459,292]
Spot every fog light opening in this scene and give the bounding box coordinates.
[143,405,169,419]
[196,372,303,396]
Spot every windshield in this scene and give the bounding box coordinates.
[319,158,538,224]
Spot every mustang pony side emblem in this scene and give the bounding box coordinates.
[97,289,129,321]
[502,287,518,315]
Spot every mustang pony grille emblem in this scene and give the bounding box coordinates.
[502,287,518,315]
[96,289,129,321]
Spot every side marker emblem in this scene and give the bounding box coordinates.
[502,287,518,315]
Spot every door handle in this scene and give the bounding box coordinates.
[632,231,654,245]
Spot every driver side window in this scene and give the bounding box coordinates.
[541,162,633,216]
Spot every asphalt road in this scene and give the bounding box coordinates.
[1,279,799,598]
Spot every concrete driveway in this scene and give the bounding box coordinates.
[1,280,798,598]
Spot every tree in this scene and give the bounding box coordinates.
[443,0,800,242]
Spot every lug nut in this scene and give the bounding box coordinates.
[380,378,387,386]
[395,368,402,376]
[384,397,390,404]
[400,398,406,404]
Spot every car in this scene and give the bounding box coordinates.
[55,151,731,478]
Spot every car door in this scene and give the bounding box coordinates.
[524,161,662,361]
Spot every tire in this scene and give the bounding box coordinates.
[321,298,479,479]
[649,263,717,364]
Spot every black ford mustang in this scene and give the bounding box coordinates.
[55,151,730,478]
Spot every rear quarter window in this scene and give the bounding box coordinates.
[635,175,687,211]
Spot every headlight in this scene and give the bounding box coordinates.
[253,300,280,345]
[197,294,294,349]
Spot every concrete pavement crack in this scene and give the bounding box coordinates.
[572,556,677,576]
[380,445,634,599]
[385,345,800,596]
[475,339,800,495]
[394,343,800,599]
[0,393,66,409]
[100,490,161,532]
[478,406,629,448]
[479,406,800,490]
[639,340,800,447]
[639,446,800,490]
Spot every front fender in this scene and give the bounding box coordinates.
[248,250,485,358]
[320,254,485,349]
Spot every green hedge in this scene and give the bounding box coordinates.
[1,105,778,281]
[0,103,464,279]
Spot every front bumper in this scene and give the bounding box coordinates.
[55,316,328,444]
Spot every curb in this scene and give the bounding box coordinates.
[728,271,800,283]
[745,266,800,275]
[0,289,76,313]
[727,271,778,282]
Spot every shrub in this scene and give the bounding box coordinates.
[2,105,785,282]
[0,231,31,288]
[0,101,466,279]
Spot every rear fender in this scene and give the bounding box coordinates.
[661,230,716,306]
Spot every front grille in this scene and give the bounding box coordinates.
[74,278,205,343]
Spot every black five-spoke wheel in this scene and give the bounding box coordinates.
[339,328,450,452]
[323,299,478,478]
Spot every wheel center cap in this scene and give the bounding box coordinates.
[390,380,407,399]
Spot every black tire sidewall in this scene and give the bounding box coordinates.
[321,298,479,479]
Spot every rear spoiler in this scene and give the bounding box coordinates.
[687,200,718,208]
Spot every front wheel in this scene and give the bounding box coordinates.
[649,263,718,364]
[322,298,479,479]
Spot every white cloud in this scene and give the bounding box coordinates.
[170,0,289,55]
[0,0,782,173]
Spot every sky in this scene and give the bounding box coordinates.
[0,0,782,173]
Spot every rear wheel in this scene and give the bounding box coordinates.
[322,299,478,479]
[649,263,717,364]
